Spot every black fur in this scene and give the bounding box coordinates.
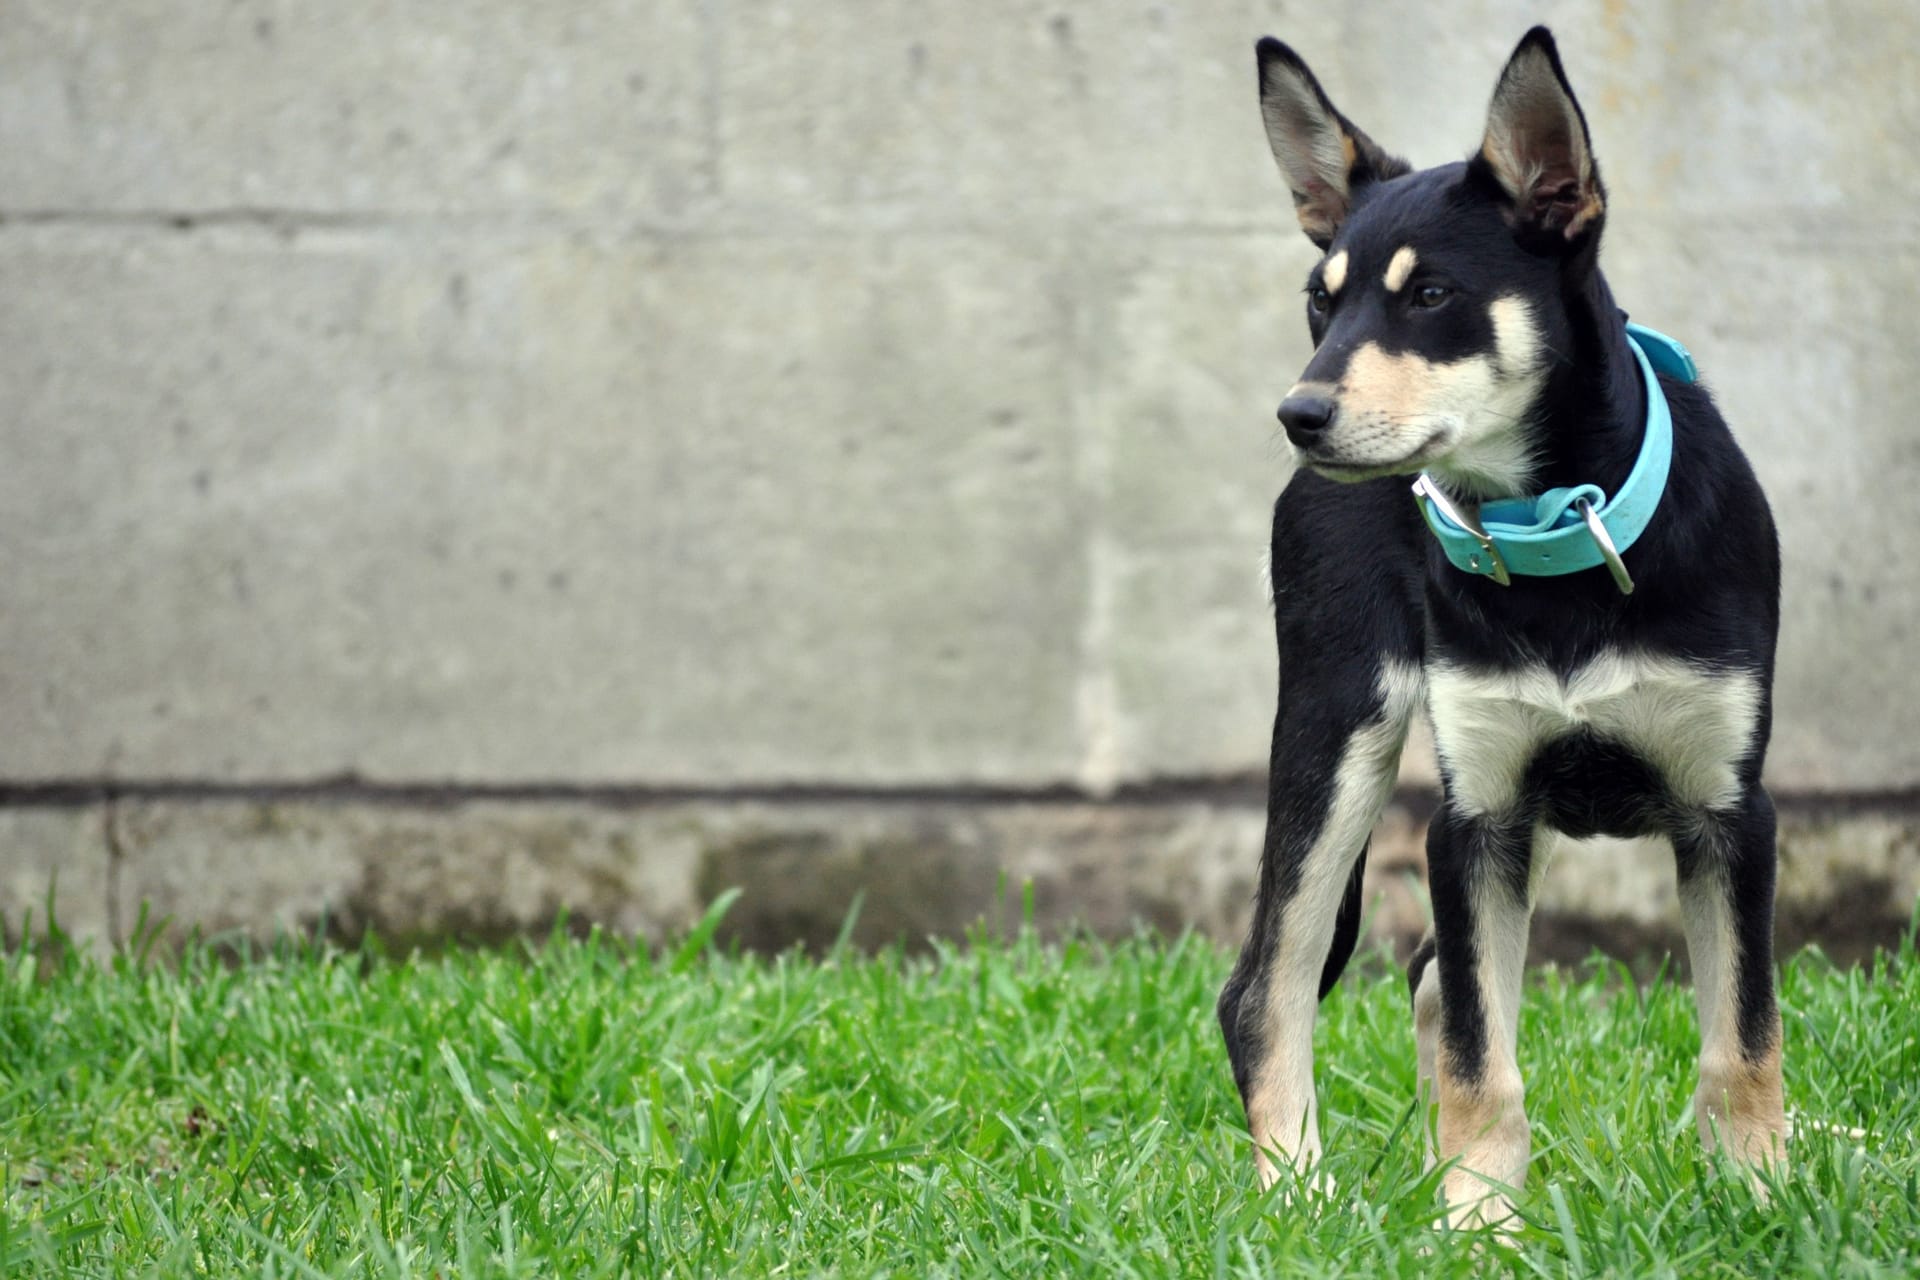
[1221,26,1785,1181]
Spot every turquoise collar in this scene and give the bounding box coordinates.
[1412,322,1697,595]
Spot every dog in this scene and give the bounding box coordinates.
[1214,27,1786,1224]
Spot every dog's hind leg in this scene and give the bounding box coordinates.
[1218,659,1418,1189]
[1675,789,1788,1179]
[1405,933,1441,1165]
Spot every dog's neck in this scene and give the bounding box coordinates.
[1525,268,1650,498]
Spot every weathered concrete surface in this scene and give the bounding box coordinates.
[110,800,706,946]
[99,797,1258,952]
[2,2,1917,794]
[3,797,1912,974]
[0,809,111,950]
[0,231,1089,784]
[2,5,1919,955]
[0,2,711,216]
[1528,815,1920,971]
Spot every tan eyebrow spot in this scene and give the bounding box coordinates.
[1384,245,1418,292]
[1322,249,1349,295]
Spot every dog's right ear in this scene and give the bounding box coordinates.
[1256,38,1408,248]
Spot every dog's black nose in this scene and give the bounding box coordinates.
[1277,394,1336,447]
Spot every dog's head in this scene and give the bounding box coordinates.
[1257,27,1604,495]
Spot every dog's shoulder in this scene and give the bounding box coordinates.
[1268,470,1425,659]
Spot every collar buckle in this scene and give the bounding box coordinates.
[1412,475,1511,586]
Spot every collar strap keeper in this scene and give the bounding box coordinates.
[1412,323,1697,595]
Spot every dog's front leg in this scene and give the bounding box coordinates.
[1426,808,1536,1227]
[1218,668,1412,1191]
[1675,788,1788,1179]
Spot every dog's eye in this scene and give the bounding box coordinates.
[1411,284,1452,310]
[1307,287,1331,315]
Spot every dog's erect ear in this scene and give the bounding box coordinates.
[1256,38,1409,248]
[1476,27,1604,242]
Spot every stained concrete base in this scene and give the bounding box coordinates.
[1,794,1914,972]
[0,809,112,950]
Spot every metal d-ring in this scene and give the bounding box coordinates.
[1578,498,1635,595]
[1412,475,1511,586]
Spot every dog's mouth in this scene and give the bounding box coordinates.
[1307,459,1407,482]
[1301,430,1451,482]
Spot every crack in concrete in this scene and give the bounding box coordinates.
[0,206,1304,242]
[0,774,1276,810]
[0,208,430,232]
[0,777,1913,816]
[4,206,1916,243]
[698,0,723,202]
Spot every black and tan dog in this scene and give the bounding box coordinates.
[1216,27,1786,1223]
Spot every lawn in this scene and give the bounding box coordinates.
[3,894,1917,1278]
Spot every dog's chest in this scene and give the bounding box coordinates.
[1424,651,1762,819]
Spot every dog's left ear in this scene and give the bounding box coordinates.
[1475,27,1605,244]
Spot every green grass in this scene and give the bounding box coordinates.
[3,897,1918,1278]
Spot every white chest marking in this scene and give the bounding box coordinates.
[1427,653,1762,818]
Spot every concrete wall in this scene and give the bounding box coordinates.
[3,3,1917,953]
